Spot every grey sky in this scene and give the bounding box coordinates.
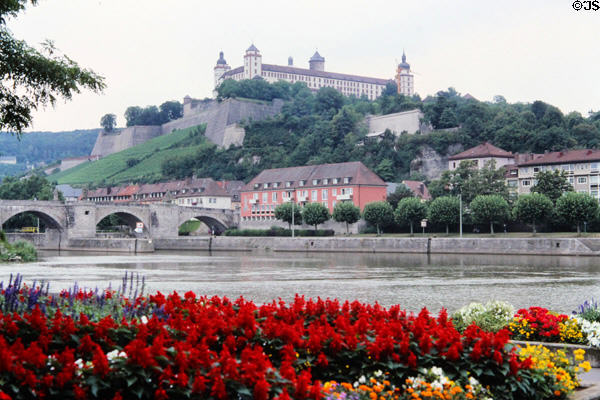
[8,0,600,132]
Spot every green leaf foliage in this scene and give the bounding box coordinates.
[302,202,330,230]
[394,197,428,235]
[428,196,460,234]
[273,202,302,228]
[531,170,574,203]
[362,201,394,235]
[512,193,553,233]
[470,195,510,234]
[555,192,599,233]
[332,202,361,233]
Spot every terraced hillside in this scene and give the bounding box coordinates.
[50,125,206,186]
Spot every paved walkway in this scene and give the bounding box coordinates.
[575,369,600,400]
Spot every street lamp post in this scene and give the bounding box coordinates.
[291,193,295,238]
[459,192,463,238]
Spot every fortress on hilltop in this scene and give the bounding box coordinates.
[214,44,415,99]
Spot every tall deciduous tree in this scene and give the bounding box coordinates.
[302,202,330,231]
[470,195,510,235]
[512,193,553,234]
[0,1,104,133]
[531,170,574,203]
[386,183,414,209]
[362,201,394,236]
[555,192,599,234]
[428,196,460,235]
[332,202,361,234]
[273,202,302,229]
[395,197,428,236]
[100,113,116,133]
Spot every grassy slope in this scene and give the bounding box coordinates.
[51,126,204,185]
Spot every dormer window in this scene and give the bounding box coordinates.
[273,182,279,188]
[254,183,260,189]
[286,181,292,188]
[343,177,351,184]
[333,178,339,184]
[312,179,319,185]
[299,180,305,187]
[263,183,269,189]
[323,178,329,185]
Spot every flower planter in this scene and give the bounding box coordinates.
[511,340,600,367]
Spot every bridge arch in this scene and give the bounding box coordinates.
[1,209,65,231]
[178,212,229,235]
[95,208,151,235]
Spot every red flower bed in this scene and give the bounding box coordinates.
[508,306,568,342]
[0,289,539,399]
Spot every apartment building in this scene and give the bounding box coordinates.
[240,161,387,221]
[448,142,514,171]
[517,149,600,199]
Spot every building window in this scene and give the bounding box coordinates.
[272,192,277,202]
[299,180,305,187]
[322,189,328,200]
[323,178,329,185]
[253,193,258,200]
[311,190,318,201]
[591,175,599,184]
[262,193,268,203]
[312,179,319,185]
[333,178,339,184]
[332,188,337,196]
[332,200,336,208]
[592,163,599,171]
[569,177,575,184]
[286,181,292,187]
[522,180,531,186]
[578,177,587,184]
[343,177,350,184]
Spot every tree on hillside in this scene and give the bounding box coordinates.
[302,202,330,231]
[374,159,395,182]
[332,202,361,234]
[555,192,599,234]
[159,101,183,122]
[0,1,104,133]
[100,114,116,133]
[0,175,56,200]
[512,193,553,234]
[363,201,394,236]
[395,197,428,236]
[428,196,460,235]
[386,183,414,209]
[433,160,508,204]
[470,195,510,235]
[531,170,573,203]
[274,202,302,229]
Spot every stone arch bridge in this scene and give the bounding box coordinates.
[0,200,238,242]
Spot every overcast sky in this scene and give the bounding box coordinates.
[7,0,600,132]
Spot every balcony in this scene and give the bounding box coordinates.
[297,195,308,202]
[249,199,258,204]
[337,193,352,201]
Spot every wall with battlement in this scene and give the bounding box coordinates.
[91,98,284,158]
[91,126,162,158]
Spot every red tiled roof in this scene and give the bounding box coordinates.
[402,180,431,201]
[449,142,514,160]
[175,178,229,198]
[223,64,390,86]
[242,161,386,191]
[518,149,600,166]
[116,185,139,197]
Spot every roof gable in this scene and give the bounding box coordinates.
[449,142,513,160]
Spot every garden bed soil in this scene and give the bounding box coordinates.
[512,340,600,368]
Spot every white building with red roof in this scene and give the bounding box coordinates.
[240,161,387,222]
[517,149,600,198]
[448,142,515,171]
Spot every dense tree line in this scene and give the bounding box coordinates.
[0,129,98,166]
[161,79,600,184]
[123,101,183,127]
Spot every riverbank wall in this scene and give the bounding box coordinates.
[63,238,155,253]
[152,236,600,256]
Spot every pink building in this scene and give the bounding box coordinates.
[240,162,387,221]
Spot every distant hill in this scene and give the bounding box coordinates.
[51,125,207,186]
[0,129,99,164]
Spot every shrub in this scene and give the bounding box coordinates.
[452,300,514,333]
[223,227,334,237]
[0,230,6,242]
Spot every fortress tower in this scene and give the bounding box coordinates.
[309,51,325,71]
[243,44,262,79]
[214,51,231,88]
[395,51,414,96]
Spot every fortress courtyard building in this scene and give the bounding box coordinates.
[214,45,415,100]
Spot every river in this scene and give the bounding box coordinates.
[1,250,599,314]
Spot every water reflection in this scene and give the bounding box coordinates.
[1,250,599,313]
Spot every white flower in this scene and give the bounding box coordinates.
[141,315,149,324]
[374,370,383,377]
[358,375,366,384]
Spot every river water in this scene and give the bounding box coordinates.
[1,250,599,314]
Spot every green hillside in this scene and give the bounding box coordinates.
[51,125,206,186]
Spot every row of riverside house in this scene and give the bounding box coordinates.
[447,142,600,201]
[83,178,244,210]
